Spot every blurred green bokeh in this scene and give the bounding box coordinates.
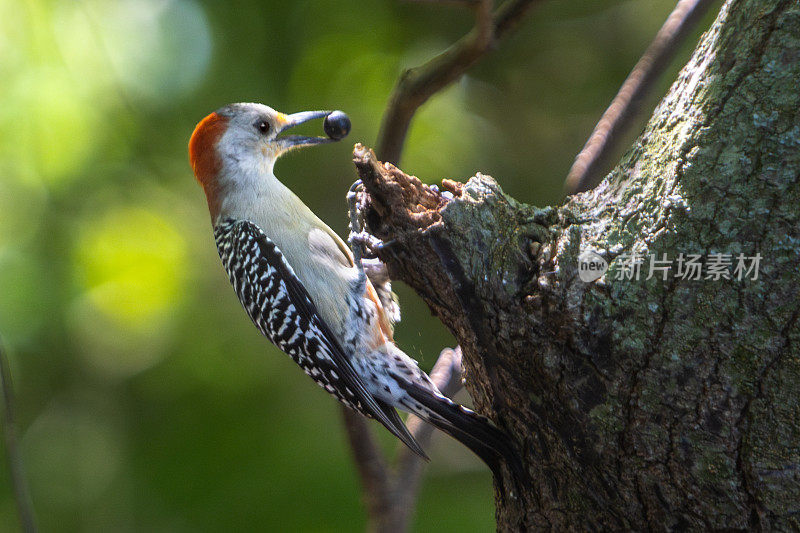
[0,0,714,530]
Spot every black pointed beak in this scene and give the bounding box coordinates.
[277,110,335,150]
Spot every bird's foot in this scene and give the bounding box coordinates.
[347,179,366,232]
[347,179,396,260]
[349,232,395,260]
[347,180,371,262]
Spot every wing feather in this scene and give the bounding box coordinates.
[214,219,426,459]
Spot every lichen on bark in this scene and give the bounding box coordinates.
[354,0,799,529]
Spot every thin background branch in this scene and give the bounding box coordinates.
[0,337,37,533]
[391,348,464,521]
[564,0,717,194]
[376,0,544,165]
[341,348,463,532]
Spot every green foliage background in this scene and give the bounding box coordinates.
[0,0,713,530]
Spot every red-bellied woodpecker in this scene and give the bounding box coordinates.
[188,102,523,485]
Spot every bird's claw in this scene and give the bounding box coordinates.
[348,179,364,194]
[347,179,397,260]
[347,182,366,232]
[347,180,371,265]
[349,232,394,259]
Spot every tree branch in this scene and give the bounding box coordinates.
[564,0,717,194]
[391,347,464,530]
[376,0,543,164]
[342,347,464,532]
[349,0,800,527]
[0,337,37,533]
[341,410,394,531]
[404,0,482,6]
[343,2,539,529]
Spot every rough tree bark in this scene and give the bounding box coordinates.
[352,0,799,530]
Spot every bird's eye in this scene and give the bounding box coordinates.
[256,120,270,134]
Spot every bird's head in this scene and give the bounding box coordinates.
[189,102,350,215]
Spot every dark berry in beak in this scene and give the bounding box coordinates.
[323,111,351,140]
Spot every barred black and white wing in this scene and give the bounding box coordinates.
[213,219,426,458]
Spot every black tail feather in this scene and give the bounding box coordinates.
[400,382,527,494]
[377,400,430,461]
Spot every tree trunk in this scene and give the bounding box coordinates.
[352,0,800,529]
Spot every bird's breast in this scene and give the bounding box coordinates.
[218,176,361,342]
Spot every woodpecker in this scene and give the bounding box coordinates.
[189,102,523,485]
